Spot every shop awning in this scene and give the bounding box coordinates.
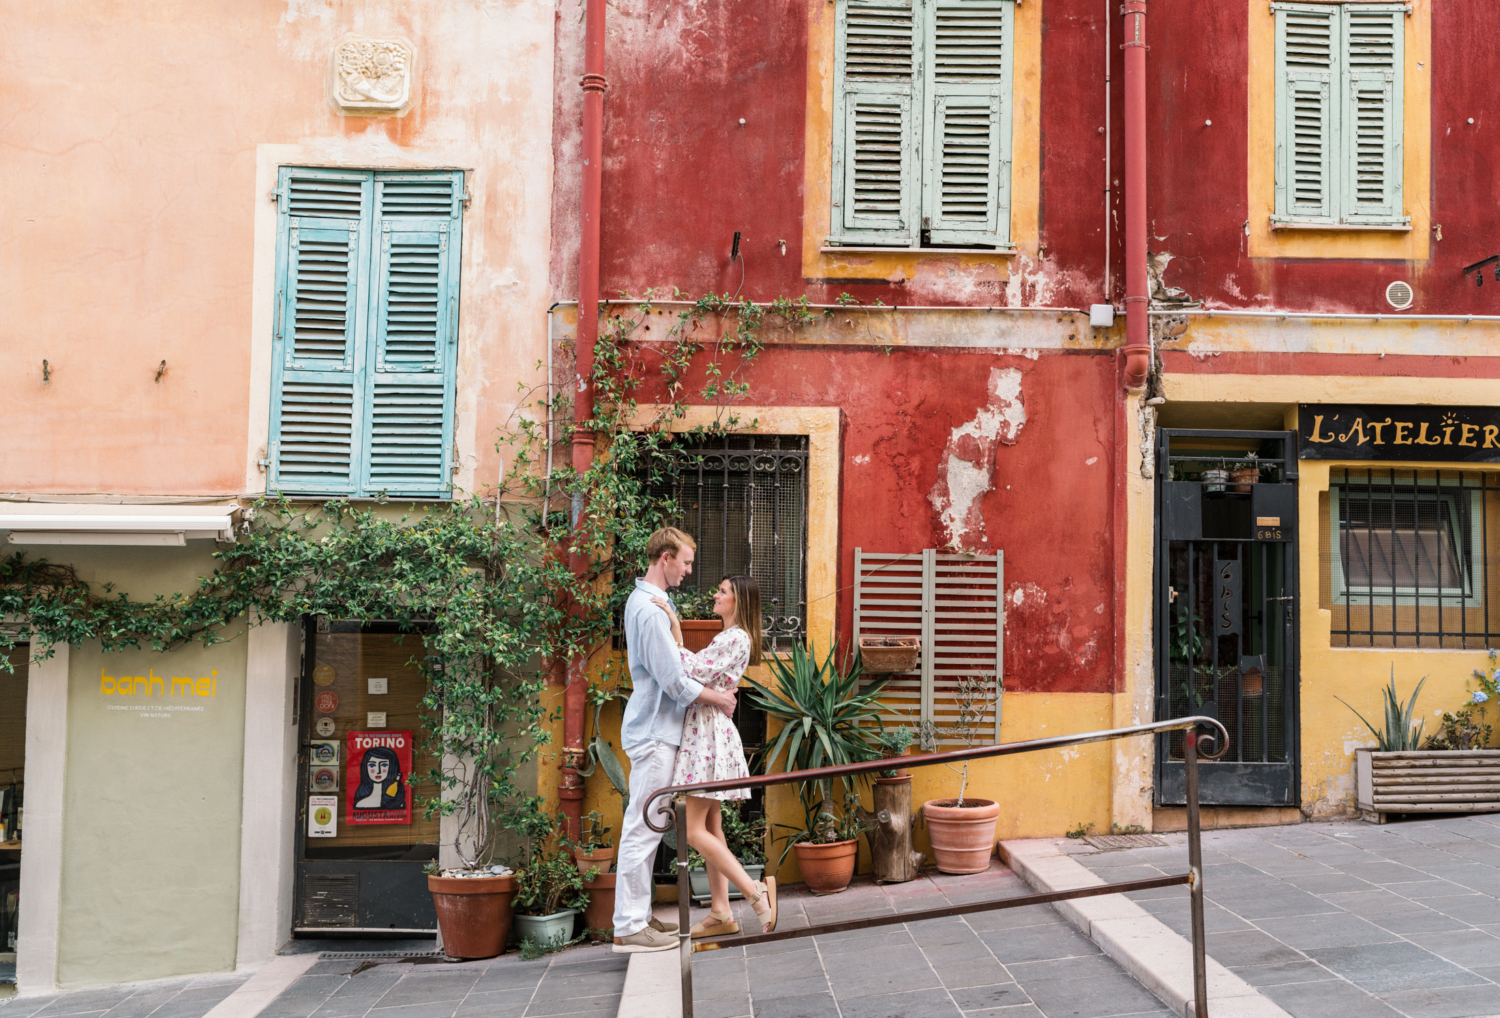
[0,503,238,546]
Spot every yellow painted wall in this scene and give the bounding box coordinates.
[1163,368,1500,819]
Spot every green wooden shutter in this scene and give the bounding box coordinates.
[1340,5,1405,225]
[1273,4,1338,225]
[360,171,463,497]
[830,0,921,246]
[268,168,373,494]
[921,0,1012,247]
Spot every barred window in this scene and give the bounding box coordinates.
[653,435,810,651]
[1325,469,1500,648]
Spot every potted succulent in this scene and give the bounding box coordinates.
[922,676,1001,874]
[1349,662,1500,822]
[573,811,616,875]
[860,725,922,883]
[746,641,887,894]
[509,802,589,951]
[688,801,767,903]
[670,588,724,652]
[1228,454,1261,493]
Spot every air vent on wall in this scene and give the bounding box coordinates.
[1385,280,1414,310]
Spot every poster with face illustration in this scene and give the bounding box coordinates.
[346,730,413,825]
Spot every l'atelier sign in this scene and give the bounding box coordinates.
[1299,404,1500,463]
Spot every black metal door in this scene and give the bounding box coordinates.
[1155,430,1300,806]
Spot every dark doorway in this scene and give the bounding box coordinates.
[1154,430,1300,806]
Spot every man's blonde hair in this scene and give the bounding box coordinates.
[647,526,696,563]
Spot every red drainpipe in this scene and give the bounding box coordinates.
[1121,0,1150,391]
[560,0,608,840]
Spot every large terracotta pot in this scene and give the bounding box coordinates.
[429,873,516,959]
[923,798,1000,874]
[574,846,616,876]
[793,838,858,894]
[681,618,724,652]
[582,872,616,942]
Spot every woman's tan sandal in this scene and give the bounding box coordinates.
[751,877,777,933]
[690,911,740,939]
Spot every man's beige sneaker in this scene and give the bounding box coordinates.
[612,925,677,954]
[648,915,680,935]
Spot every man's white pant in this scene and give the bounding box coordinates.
[613,739,678,938]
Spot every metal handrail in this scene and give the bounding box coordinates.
[640,715,1230,1018]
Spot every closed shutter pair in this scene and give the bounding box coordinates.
[830,0,1015,249]
[268,168,463,497]
[1273,3,1407,227]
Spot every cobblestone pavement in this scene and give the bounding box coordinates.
[0,973,250,1018]
[256,947,627,1018]
[1067,815,1500,1018]
[684,860,1178,1018]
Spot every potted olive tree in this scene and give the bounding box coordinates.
[746,642,886,894]
[922,676,1001,874]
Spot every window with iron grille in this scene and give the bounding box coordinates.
[650,436,810,651]
[1325,468,1500,648]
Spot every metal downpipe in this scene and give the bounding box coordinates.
[1122,0,1150,391]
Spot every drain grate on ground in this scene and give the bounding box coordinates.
[1083,834,1169,850]
[319,949,444,960]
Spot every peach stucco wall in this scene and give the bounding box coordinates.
[0,0,553,497]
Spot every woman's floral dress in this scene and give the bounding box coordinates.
[670,626,752,801]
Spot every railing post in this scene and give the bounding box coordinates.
[676,796,693,1018]
[1184,727,1209,1018]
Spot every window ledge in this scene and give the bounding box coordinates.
[1269,219,1412,233]
[821,245,1018,255]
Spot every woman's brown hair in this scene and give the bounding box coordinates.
[724,575,763,665]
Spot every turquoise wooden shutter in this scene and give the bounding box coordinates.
[921,0,1012,247]
[359,171,463,497]
[1340,5,1405,225]
[1273,4,1338,225]
[268,168,373,494]
[830,0,921,246]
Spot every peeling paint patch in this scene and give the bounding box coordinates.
[854,454,871,465]
[928,367,1026,549]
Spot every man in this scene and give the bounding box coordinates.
[612,526,739,954]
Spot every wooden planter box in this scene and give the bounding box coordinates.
[859,636,920,674]
[1355,749,1500,823]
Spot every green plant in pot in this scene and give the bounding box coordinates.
[507,799,589,954]
[745,641,886,894]
[922,675,1003,874]
[876,725,915,777]
[687,801,768,904]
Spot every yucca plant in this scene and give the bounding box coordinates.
[1337,667,1427,752]
[744,641,888,848]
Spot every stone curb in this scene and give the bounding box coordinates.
[998,839,1293,1018]
[199,954,321,1018]
[617,947,682,1018]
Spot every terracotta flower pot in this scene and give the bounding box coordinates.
[428,873,516,959]
[923,798,1000,874]
[1228,468,1259,494]
[681,618,724,652]
[793,838,858,894]
[583,872,616,942]
[574,846,616,876]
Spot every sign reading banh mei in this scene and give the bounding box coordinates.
[1299,404,1500,463]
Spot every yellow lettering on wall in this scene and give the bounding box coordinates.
[1308,415,1338,443]
[1415,422,1443,446]
[195,677,211,696]
[1485,425,1500,449]
[144,669,164,697]
[1337,419,1373,445]
[1369,418,1392,444]
[117,676,136,695]
[1394,421,1413,444]
[211,669,218,697]
[1460,423,1479,447]
[100,670,116,695]
[172,677,194,696]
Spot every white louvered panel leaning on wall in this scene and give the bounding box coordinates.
[854,548,1004,748]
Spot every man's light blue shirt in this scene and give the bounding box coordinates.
[621,578,705,751]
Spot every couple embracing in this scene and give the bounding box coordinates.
[611,526,778,954]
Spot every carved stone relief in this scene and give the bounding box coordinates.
[331,37,414,115]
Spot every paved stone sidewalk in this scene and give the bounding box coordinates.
[683,860,1178,1018]
[0,973,250,1018]
[1067,815,1500,1018]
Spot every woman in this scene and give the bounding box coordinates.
[652,575,777,936]
[352,745,405,811]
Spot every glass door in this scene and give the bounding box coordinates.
[0,647,24,989]
[294,621,438,934]
[1155,430,1301,806]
